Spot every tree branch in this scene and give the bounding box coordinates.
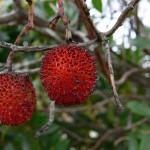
[89,118,149,150]
[6,0,34,71]
[39,94,150,113]
[101,34,124,110]
[35,101,55,138]
[75,0,109,81]
[116,68,150,85]
[0,40,97,52]
[105,0,140,37]
[49,0,72,43]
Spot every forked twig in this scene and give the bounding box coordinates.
[7,0,34,71]
[35,101,55,138]
[49,0,72,43]
[101,34,124,110]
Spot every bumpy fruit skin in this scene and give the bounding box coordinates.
[40,45,97,106]
[0,72,36,125]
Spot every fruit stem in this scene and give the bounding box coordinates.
[35,100,55,138]
[7,51,15,71]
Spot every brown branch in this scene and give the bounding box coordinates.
[89,118,149,150]
[116,68,150,85]
[61,126,92,143]
[55,98,110,113]
[39,94,150,113]
[6,0,34,72]
[34,26,64,43]
[13,0,22,9]
[49,0,72,43]
[0,11,18,24]
[1,40,149,87]
[14,0,34,45]
[0,0,140,40]
[89,128,123,150]
[74,0,109,82]
[0,59,41,74]
[13,58,41,69]
[75,0,101,40]
[7,51,15,72]
[101,34,124,110]
[16,68,40,74]
[114,136,128,146]
[105,0,140,37]
[35,101,55,138]
[0,10,64,43]
[95,48,110,81]
[0,10,81,43]
[110,48,140,68]
[0,40,97,52]
[113,61,150,87]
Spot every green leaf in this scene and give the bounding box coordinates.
[130,36,150,49]
[140,134,150,150]
[127,101,150,117]
[92,0,102,12]
[55,139,70,150]
[128,136,138,150]
[4,143,15,150]
[27,110,48,128]
[43,1,55,16]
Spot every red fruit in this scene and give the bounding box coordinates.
[0,72,36,125]
[40,45,96,106]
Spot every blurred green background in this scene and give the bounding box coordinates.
[0,0,150,150]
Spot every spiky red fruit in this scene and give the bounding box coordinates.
[40,45,96,106]
[0,72,36,125]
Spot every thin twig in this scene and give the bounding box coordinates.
[49,0,72,43]
[6,0,34,71]
[14,0,34,45]
[35,101,55,138]
[39,94,150,113]
[75,0,101,39]
[89,118,149,150]
[105,0,140,37]
[114,136,128,146]
[0,67,7,72]
[17,68,40,74]
[101,33,124,110]
[116,68,150,85]
[14,58,42,69]
[55,98,111,113]
[7,51,15,71]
